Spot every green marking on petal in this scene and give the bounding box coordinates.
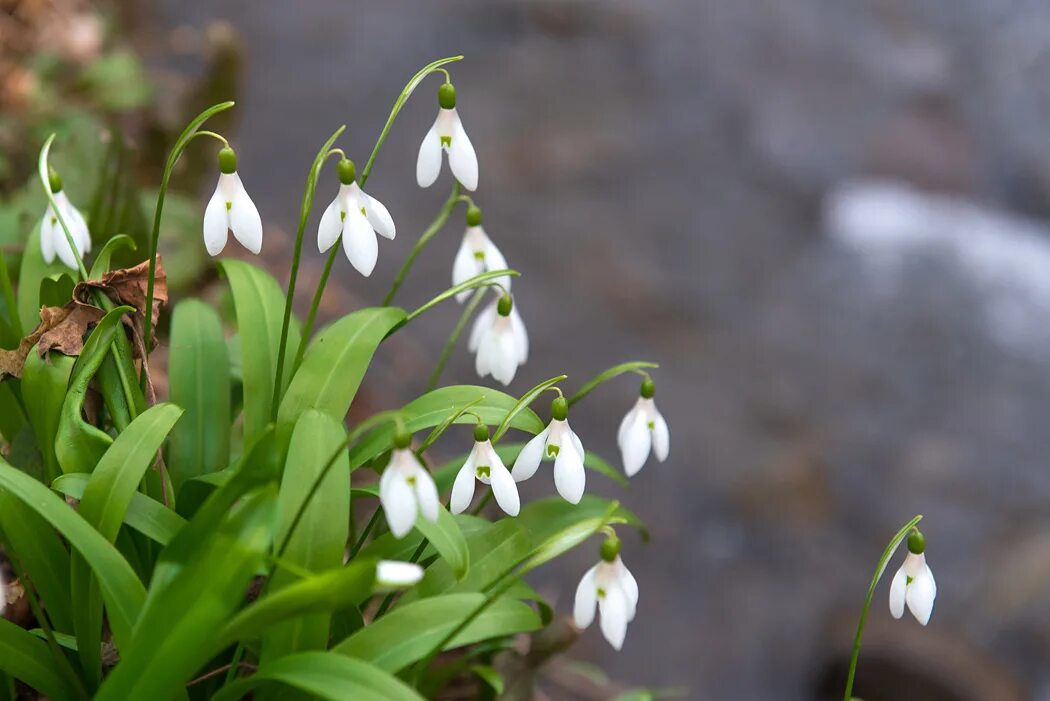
[50,216,57,225]
[596,587,606,599]
[225,201,232,211]
[546,444,560,458]
[407,475,417,486]
[647,420,655,431]
[906,575,914,585]
[361,206,366,216]
[440,135,452,148]
[473,251,486,261]
[340,211,346,222]
[475,465,491,478]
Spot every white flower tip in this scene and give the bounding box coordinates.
[375,560,424,589]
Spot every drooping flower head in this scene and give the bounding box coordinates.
[318,157,396,277]
[574,533,639,650]
[203,146,263,256]
[451,423,520,516]
[512,395,586,504]
[618,377,670,477]
[889,529,936,625]
[39,167,91,270]
[452,205,511,302]
[416,82,478,191]
[379,431,440,539]
[469,293,528,386]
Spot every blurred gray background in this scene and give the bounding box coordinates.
[144,1,1050,699]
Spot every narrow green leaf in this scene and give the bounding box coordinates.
[277,307,404,440]
[213,653,425,701]
[217,560,377,654]
[518,495,648,544]
[492,374,566,443]
[333,594,541,672]
[69,403,182,686]
[471,665,504,695]
[220,260,301,444]
[262,410,351,663]
[87,234,135,278]
[95,488,277,701]
[54,306,134,474]
[20,351,74,483]
[51,473,185,545]
[167,300,231,490]
[348,386,543,470]
[0,618,81,701]
[0,458,145,649]
[414,505,469,580]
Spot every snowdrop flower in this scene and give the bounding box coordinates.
[574,535,638,650]
[374,560,425,590]
[618,378,670,477]
[450,423,520,516]
[889,529,936,625]
[452,205,511,302]
[469,293,528,386]
[317,157,396,277]
[512,396,586,504]
[379,434,440,539]
[416,82,478,191]
[203,147,263,256]
[39,169,91,270]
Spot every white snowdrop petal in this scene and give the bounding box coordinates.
[491,328,519,385]
[375,560,424,588]
[622,414,652,477]
[39,212,56,264]
[53,226,80,271]
[468,302,497,352]
[228,179,263,254]
[510,307,528,363]
[489,460,520,516]
[474,330,495,379]
[62,198,91,254]
[484,238,510,287]
[452,234,481,301]
[573,565,600,629]
[906,567,936,626]
[651,408,670,462]
[412,465,440,523]
[416,117,443,188]
[380,470,417,539]
[617,560,639,620]
[569,428,585,463]
[598,585,629,650]
[554,438,586,504]
[512,426,550,482]
[364,192,396,240]
[202,187,230,256]
[888,565,907,619]
[317,196,343,252]
[342,208,379,277]
[447,111,479,191]
[450,457,478,515]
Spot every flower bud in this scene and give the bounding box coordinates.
[48,167,63,193]
[473,422,490,442]
[600,534,621,562]
[218,146,238,174]
[640,377,655,399]
[438,82,457,110]
[393,429,412,450]
[337,157,356,185]
[497,294,513,317]
[466,204,483,227]
[551,396,569,421]
[907,529,925,555]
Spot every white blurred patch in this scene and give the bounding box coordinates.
[824,179,1050,357]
